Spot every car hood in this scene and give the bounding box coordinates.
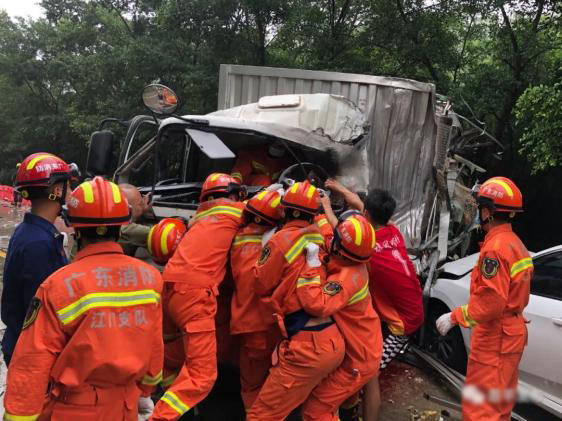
[440,253,479,277]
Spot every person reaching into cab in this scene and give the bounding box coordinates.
[436,177,532,421]
[230,189,283,410]
[151,173,245,421]
[296,210,383,421]
[247,180,345,421]
[3,176,164,421]
[230,144,288,187]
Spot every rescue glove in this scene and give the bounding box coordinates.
[138,396,155,420]
[304,242,321,268]
[436,312,455,336]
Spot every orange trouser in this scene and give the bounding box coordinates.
[38,383,141,421]
[152,285,218,421]
[246,324,345,421]
[302,365,378,421]
[462,351,523,421]
[239,328,280,410]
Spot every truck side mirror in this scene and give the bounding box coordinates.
[86,130,114,177]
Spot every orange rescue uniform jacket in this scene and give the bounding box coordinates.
[230,224,272,335]
[254,220,325,325]
[163,198,244,287]
[296,258,382,374]
[4,242,163,420]
[314,214,334,245]
[451,223,533,366]
[231,148,286,186]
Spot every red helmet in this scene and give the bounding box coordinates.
[65,176,131,227]
[15,153,71,197]
[477,176,523,212]
[281,181,320,215]
[333,211,376,262]
[245,190,283,225]
[200,173,242,201]
[148,218,187,265]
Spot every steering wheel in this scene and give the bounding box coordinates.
[278,162,330,188]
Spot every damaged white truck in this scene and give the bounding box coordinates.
[86,65,558,418]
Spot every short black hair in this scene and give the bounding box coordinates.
[364,188,396,226]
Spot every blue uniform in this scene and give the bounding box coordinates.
[1,213,68,364]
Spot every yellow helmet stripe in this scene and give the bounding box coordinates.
[110,182,122,203]
[484,179,513,198]
[81,181,94,203]
[290,182,300,193]
[271,196,281,208]
[160,223,176,255]
[369,222,376,248]
[306,185,316,199]
[26,154,55,170]
[256,190,268,200]
[147,226,155,255]
[349,217,363,245]
[210,173,220,181]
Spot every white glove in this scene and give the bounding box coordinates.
[138,396,154,420]
[261,227,277,247]
[304,242,321,268]
[435,312,454,336]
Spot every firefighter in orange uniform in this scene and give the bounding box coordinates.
[230,189,283,410]
[296,211,383,421]
[231,145,288,187]
[3,176,164,421]
[246,181,345,421]
[436,177,533,421]
[151,173,245,420]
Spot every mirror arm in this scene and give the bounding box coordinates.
[151,127,162,200]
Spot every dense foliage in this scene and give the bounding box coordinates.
[0,0,560,248]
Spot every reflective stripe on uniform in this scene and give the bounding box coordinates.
[284,234,324,264]
[57,290,161,325]
[231,172,243,181]
[460,304,477,328]
[510,257,533,278]
[3,414,40,421]
[193,206,242,223]
[160,390,190,415]
[232,235,262,247]
[296,276,321,288]
[141,370,163,386]
[347,282,369,306]
[161,371,179,388]
[316,218,328,227]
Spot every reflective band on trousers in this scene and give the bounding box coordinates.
[160,390,190,415]
[510,257,533,278]
[56,290,160,325]
[284,234,324,264]
[461,304,477,328]
[193,206,242,223]
[142,370,163,386]
[347,282,369,305]
[3,413,40,421]
[297,276,321,288]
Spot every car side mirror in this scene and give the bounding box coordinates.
[86,130,114,177]
[142,84,179,115]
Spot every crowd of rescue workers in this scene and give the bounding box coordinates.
[1,149,533,421]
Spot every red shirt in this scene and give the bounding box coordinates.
[368,224,423,335]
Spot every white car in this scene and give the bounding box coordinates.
[426,245,562,418]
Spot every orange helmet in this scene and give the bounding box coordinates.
[200,172,242,201]
[333,211,376,262]
[281,181,320,216]
[245,190,283,225]
[148,218,187,265]
[65,176,131,227]
[15,153,71,198]
[477,177,523,212]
